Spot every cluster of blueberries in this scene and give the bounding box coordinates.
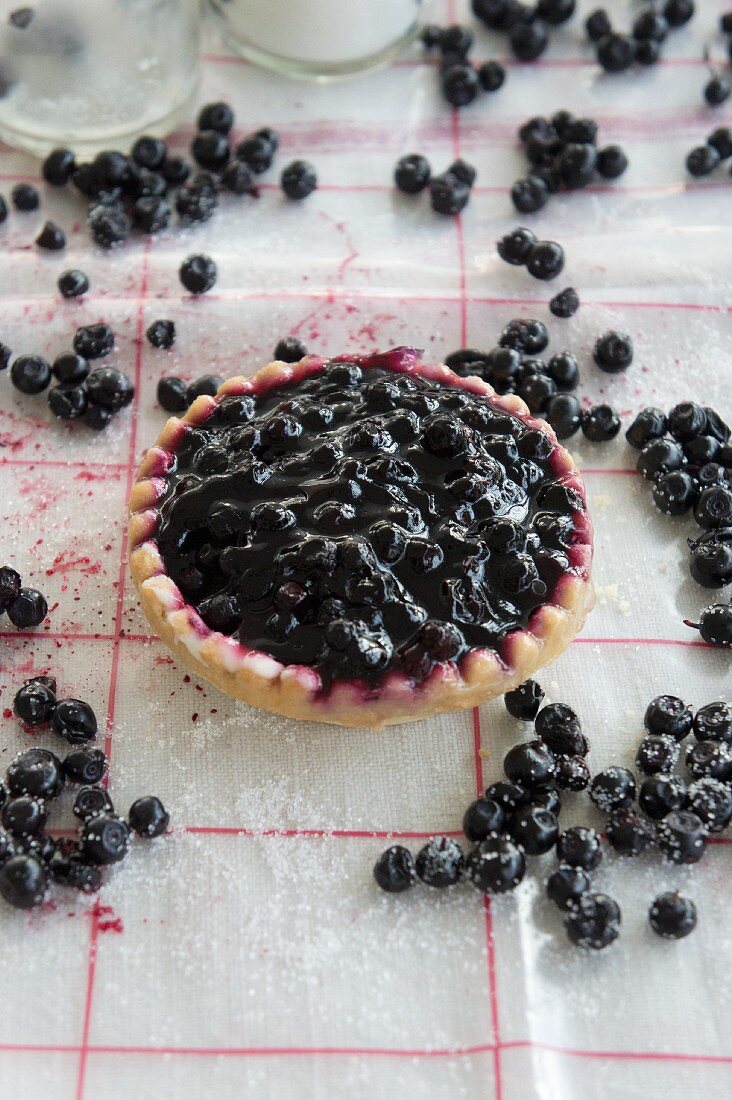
[700,11,732,107]
[510,112,629,216]
[685,125,732,179]
[0,180,67,251]
[393,153,479,215]
[375,684,731,948]
[420,21,507,108]
[626,402,732,648]
[0,563,47,630]
[472,0,577,65]
[3,321,133,430]
[585,1,695,73]
[444,315,627,443]
[36,101,315,252]
[0,675,169,910]
[155,335,308,415]
[496,226,565,282]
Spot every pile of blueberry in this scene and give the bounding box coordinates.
[420,22,506,108]
[0,675,169,910]
[375,683,728,947]
[444,316,623,443]
[701,12,732,106]
[685,126,732,178]
[0,564,47,629]
[472,0,576,64]
[156,335,308,414]
[626,401,731,647]
[5,321,133,430]
[393,153,478,215]
[38,102,315,251]
[585,1,695,73]
[0,180,66,252]
[496,226,565,281]
[511,111,629,215]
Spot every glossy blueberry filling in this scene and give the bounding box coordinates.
[155,360,583,687]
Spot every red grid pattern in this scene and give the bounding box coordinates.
[0,9,730,1097]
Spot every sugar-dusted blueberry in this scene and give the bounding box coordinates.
[73,322,114,360]
[52,352,89,385]
[694,485,732,529]
[11,182,39,211]
[36,221,66,250]
[415,836,464,887]
[626,407,666,449]
[581,404,621,442]
[373,845,415,893]
[52,699,97,744]
[636,734,679,775]
[10,354,51,395]
[555,756,591,790]
[7,588,47,628]
[637,438,686,481]
[478,59,506,91]
[236,130,277,173]
[0,854,48,909]
[557,826,602,869]
[81,813,130,865]
[606,807,655,856]
[686,739,732,782]
[157,376,188,412]
[589,767,636,813]
[497,226,536,266]
[128,795,170,838]
[281,159,317,199]
[462,797,506,842]
[686,777,732,833]
[649,892,697,939]
[505,679,545,722]
[0,565,21,612]
[547,863,590,910]
[146,319,175,350]
[685,603,732,647]
[509,804,558,855]
[221,159,254,195]
[526,240,564,281]
[652,470,697,515]
[73,787,114,822]
[593,330,633,373]
[644,695,693,740]
[566,893,621,949]
[441,62,480,107]
[7,747,64,800]
[179,253,217,295]
[57,269,89,299]
[657,809,707,864]
[1,795,47,837]
[429,171,470,215]
[89,205,130,248]
[86,367,134,411]
[83,404,112,432]
[485,780,530,814]
[504,739,556,789]
[63,747,107,785]
[639,773,686,820]
[466,835,526,894]
[549,286,580,318]
[13,679,56,726]
[48,384,87,421]
[686,144,721,177]
[693,701,731,744]
[511,176,549,214]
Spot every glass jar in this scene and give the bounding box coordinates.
[207,0,424,79]
[0,0,202,156]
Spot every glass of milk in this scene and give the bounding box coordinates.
[207,0,425,78]
[0,0,201,155]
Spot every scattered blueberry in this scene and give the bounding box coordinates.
[373,845,415,892]
[179,253,217,294]
[146,320,175,350]
[565,893,621,949]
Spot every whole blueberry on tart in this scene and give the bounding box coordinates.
[128,348,593,726]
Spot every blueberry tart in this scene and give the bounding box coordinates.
[129,349,593,726]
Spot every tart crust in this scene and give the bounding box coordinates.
[129,354,594,727]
